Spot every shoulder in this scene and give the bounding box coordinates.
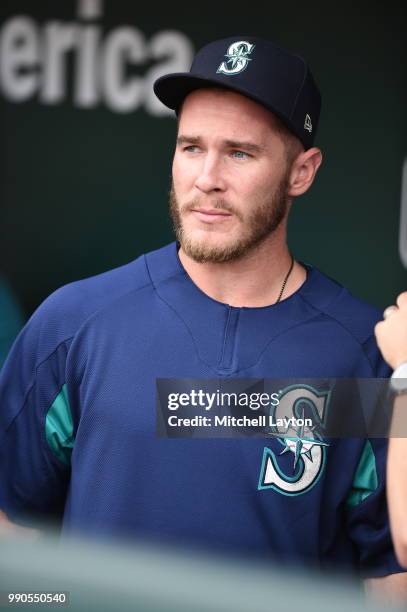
[11,242,180,360]
[5,244,181,371]
[299,266,389,376]
[27,254,150,345]
[2,242,181,371]
[300,266,383,343]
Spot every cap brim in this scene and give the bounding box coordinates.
[154,73,238,112]
[154,72,291,118]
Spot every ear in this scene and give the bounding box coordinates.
[287,147,323,197]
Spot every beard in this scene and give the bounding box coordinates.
[169,174,290,264]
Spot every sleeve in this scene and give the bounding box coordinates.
[344,333,405,577]
[0,297,75,528]
[345,438,406,578]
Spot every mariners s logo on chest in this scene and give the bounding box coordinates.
[258,385,330,496]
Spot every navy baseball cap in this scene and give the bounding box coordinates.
[154,36,321,150]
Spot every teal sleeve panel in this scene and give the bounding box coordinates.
[346,440,378,508]
[45,384,75,466]
[346,438,401,578]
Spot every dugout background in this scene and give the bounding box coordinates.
[0,0,406,318]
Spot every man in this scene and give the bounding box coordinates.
[375,292,407,568]
[0,36,405,590]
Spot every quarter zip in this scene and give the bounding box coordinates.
[217,306,240,373]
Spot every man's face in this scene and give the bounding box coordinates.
[170,88,293,263]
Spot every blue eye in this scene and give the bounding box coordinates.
[232,150,250,159]
[184,145,199,153]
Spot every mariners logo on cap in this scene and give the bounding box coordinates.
[217,41,255,76]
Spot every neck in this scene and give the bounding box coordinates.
[178,226,307,307]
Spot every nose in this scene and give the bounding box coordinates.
[194,153,226,194]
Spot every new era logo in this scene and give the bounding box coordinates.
[304,114,313,133]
